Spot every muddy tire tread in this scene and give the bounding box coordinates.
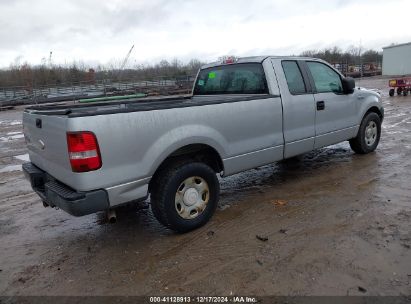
[150,160,219,232]
[349,112,381,154]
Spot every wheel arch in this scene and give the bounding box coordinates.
[364,106,383,121]
[148,143,224,193]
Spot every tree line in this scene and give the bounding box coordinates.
[0,46,382,88]
[300,46,382,65]
[0,58,204,88]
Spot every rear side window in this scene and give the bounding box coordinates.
[193,63,268,95]
[282,61,306,94]
[306,61,343,93]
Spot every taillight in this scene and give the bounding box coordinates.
[66,132,102,172]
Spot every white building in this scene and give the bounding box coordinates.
[382,42,411,76]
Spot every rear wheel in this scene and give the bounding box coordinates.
[349,112,381,154]
[150,161,219,233]
[389,88,395,97]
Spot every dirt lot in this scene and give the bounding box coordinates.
[0,77,410,297]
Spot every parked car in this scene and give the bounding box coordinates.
[23,56,384,232]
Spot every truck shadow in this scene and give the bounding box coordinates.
[218,143,359,198]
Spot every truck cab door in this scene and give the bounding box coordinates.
[271,59,316,158]
[304,61,357,148]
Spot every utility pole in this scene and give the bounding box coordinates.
[359,39,363,79]
[49,51,53,67]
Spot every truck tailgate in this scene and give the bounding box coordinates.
[23,112,73,184]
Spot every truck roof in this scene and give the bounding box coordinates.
[201,56,321,69]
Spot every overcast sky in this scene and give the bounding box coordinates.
[1,0,411,68]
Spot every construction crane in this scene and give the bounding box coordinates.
[117,45,135,80]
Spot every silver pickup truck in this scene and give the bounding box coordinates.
[23,56,384,232]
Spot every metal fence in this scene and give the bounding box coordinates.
[331,61,382,78]
[0,75,195,106]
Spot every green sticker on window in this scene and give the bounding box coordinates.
[208,72,216,79]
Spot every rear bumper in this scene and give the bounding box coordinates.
[22,162,109,216]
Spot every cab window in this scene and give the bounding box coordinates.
[306,61,343,94]
[281,61,307,94]
[193,63,268,95]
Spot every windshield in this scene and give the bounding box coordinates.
[193,63,269,95]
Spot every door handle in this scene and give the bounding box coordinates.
[317,101,325,111]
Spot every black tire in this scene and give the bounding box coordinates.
[389,88,395,97]
[150,161,219,233]
[403,89,408,96]
[349,112,381,154]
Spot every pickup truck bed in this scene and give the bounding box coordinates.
[25,94,276,117]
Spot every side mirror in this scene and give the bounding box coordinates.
[342,77,355,94]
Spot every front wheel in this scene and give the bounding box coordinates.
[349,112,381,154]
[150,161,220,233]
